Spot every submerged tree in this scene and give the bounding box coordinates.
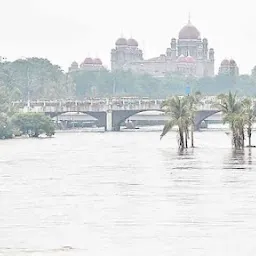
[187,91,202,148]
[160,91,202,149]
[242,98,256,147]
[160,96,190,150]
[215,92,246,149]
[12,113,55,137]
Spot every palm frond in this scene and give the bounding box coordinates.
[160,120,174,140]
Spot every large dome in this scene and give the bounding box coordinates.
[221,59,230,66]
[179,20,200,40]
[230,59,237,66]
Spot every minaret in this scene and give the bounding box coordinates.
[209,48,214,61]
[208,48,215,76]
[170,38,177,60]
[203,38,208,60]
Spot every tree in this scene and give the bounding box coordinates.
[71,69,113,98]
[0,58,75,100]
[242,98,256,147]
[0,113,13,139]
[160,96,190,150]
[187,91,202,147]
[0,86,11,113]
[0,85,22,114]
[12,113,55,137]
[215,92,244,149]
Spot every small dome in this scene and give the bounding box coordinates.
[71,61,78,67]
[221,59,229,66]
[94,58,102,65]
[127,38,138,47]
[115,37,127,46]
[179,20,200,40]
[185,55,195,63]
[176,54,186,62]
[83,57,94,64]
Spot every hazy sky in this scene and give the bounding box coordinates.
[1,0,255,74]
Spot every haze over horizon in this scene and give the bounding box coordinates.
[1,0,255,74]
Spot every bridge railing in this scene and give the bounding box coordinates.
[197,104,218,111]
[13,98,220,112]
[14,99,166,112]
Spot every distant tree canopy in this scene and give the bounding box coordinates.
[0,57,256,101]
[0,58,75,101]
[0,113,13,139]
[71,69,256,98]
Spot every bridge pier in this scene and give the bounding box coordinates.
[105,110,113,131]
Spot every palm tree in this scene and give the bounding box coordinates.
[242,98,256,147]
[215,91,244,149]
[187,91,202,148]
[160,96,190,150]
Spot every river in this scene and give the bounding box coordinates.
[0,130,256,255]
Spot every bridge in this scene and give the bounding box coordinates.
[14,98,220,131]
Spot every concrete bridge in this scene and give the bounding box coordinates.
[14,99,220,131]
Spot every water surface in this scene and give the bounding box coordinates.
[0,131,256,256]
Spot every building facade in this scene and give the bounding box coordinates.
[111,19,215,77]
[218,59,239,76]
[69,57,106,72]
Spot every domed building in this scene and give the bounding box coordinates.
[69,57,105,72]
[111,19,215,77]
[111,37,143,70]
[219,59,239,76]
[68,61,79,72]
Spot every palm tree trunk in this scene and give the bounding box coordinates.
[185,130,188,148]
[233,131,237,149]
[242,128,245,148]
[231,123,237,149]
[191,124,194,148]
[235,131,240,149]
[178,127,184,150]
[248,126,252,147]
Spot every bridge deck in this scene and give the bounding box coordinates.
[14,99,217,113]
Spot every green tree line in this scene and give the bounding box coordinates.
[1,57,256,100]
[0,57,75,101]
[72,70,256,98]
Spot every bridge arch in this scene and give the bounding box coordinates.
[112,109,221,131]
[112,109,164,131]
[194,110,221,130]
[46,111,107,128]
